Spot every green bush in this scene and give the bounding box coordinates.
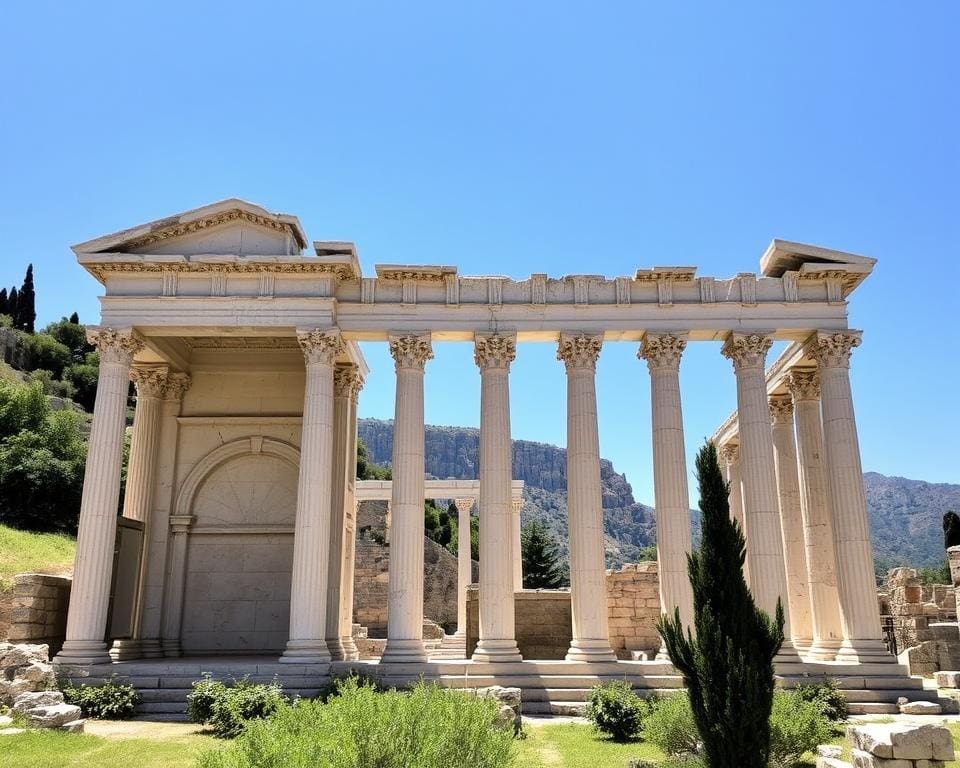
[188,678,286,738]
[198,678,514,768]
[768,690,833,768]
[644,693,700,757]
[187,675,229,724]
[584,680,648,742]
[793,678,848,723]
[62,679,140,719]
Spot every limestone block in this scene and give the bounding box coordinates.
[849,722,955,761]
[923,603,941,616]
[898,700,943,715]
[851,750,910,767]
[60,719,86,733]
[25,703,83,728]
[0,728,27,736]
[13,690,64,713]
[935,671,960,688]
[0,716,11,727]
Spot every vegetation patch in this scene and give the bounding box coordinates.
[62,679,140,720]
[0,524,75,590]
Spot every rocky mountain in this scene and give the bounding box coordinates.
[359,418,960,574]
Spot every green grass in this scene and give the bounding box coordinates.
[516,723,668,767]
[0,524,75,590]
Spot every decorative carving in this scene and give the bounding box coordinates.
[738,273,757,305]
[211,270,227,297]
[182,336,298,349]
[161,271,178,297]
[444,274,459,306]
[557,333,602,371]
[401,279,417,305]
[258,273,275,298]
[769,396,794,425]
[334,364,359,398]
[721,332,773,371]
[164,373,192,401]
[698,276,716,304]
[376,267,455,282]
[361,277,377,304]
[85,259,356,283]
[719,443,740,466]
[297,328,344,365]
[122,209,301,251]
[782,271,799,302]
[784,368,820,400]
[488,278,503,306]
[511,498,523,513]
[570,276,590,307]
[530,274,547,305]
[454,498,475,514]
[388,334,433,370]
[805,330,862,368]
[657,278,674,306]
[615,277,632,306]
[639,333,687,371]
[86,327,144,365]
[474,333,517,370]
[130,366,170,398]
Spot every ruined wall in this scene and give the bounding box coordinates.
[6,574,72,656]
[606,562,662,658]
[883,567,960,676]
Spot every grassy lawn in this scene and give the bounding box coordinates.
[517,722,668,766]
[0,524,75,590]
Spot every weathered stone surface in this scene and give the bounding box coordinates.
[59,719,86,733]
[473,685,522,734]
[849,722,955,761]
[13,690,64,712]
[935,671,960,688]
[0,643,55,705]
[0,716,11,727]
[25,703,82,728]
[0,728,27,736]
[898,700,943,715]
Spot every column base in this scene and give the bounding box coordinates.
[773,639,803,665]
[326,638,346,662]
[110,639,143,661]
[381,638,428,664]
[472,639,522,663]
[162,639,182,658]
[341,637,359,662]
[805,638,843,662]
[280,639,332,664]
[139,639,165,659]
[566,639,617,663]
[54,640,113,666]
[834,638,896,664]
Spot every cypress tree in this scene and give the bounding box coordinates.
[521,521,565,589]
[944,511,960,550]
[7,287,18,328]
[0,288,7,318]
[18,264,35,333]
[69,311,80,324]
[657,442,784,768]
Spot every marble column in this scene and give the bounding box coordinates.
[160,515,195,656]
[769,395,814,651]
[721,332,797,661]
[453,498,475,639]
[640,333,694,632]
[473,333,522,662]
[720,443,750,587]
[806,330,890,662]
[558,333,616,662]
[325,363,356,661]
[382,333,433,663]
[281,328,343,664]
[512,497,524,593]
[339,370,363,661]
[56,327,143,666]
[786,368,844,660]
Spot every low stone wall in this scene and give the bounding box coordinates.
[6,574,71,657]
[607,562,661,658]
[466,587,572,659]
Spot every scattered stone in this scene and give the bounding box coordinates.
[25,703,82,729]
[0,728,26,736]
[898,700,943,715]
[935,671,960,688]
[818,745,843,759]
[473,686,522,734]
[848,722,955,762]
[0,715,11,727]
[0,643,54,705]
[12,690,64,713]
[59,719,85,733]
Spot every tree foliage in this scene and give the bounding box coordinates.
[356,437,390,480]
[657,441,784,768]
[522,520,566,588]
[944,510,960,550]
[0,265,37,333]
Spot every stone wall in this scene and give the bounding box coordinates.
[466,587,572,659]
[6,575,72,656]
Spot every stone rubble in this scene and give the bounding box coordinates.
[0,647,86,733]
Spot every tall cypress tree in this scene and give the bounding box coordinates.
[18,264,35,333]
[0,288,7,318]
[7,287,19,329]
[521,521,565,588]
[657,442,784,768]
[69,311,80,324]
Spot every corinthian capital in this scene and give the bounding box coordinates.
[388,333,433,371]
[86,327,144,366]
[474,333,517,371]
[719,442,740,466]
[130,366,170,399]
[557,333,602,371]
[639,332,687,371]
[334,364,361,398]
[721,332,773,371]
[297,328,344,365]
[164,373,192,402]
[769,395,794,426]
[784,368,820,401]
[805,330,862,369]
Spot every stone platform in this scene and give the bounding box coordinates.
[59,655,938,719]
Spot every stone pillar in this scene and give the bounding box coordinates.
[473,333,522,662]
[719,443,749,585]
[807,330,890,662]
[453,498,475,639]
[769,395,814,651]
[281,328,343,663]
[512,497,524,593]
[721,332,797,661]
[160,514,195,656]
[786,368,844,660]
[325,363,356,661]
[640,333,695,634]
[381,333,433,663]
[139,373,190,659]
[339,370,363,661]
[558,333,616,662]
[56,327,143,666]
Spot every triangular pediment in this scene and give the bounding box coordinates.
[72,199,308,257]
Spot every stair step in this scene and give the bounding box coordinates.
[847,703,900,715]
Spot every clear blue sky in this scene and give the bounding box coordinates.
[1,2,956,504]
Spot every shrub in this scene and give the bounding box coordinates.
[187,675,229,724]
[22,332,72,379]
[644,693,700,757]
[768,690,833,768]
[62,679,140,719]
[584,680,648,741]
[198,678,514,768]
[793,678,848,723]
[202,678,286,739]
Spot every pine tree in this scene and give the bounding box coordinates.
[18,264,35,333]
[7,287,18,328]
[657,442,784,768]
[521,521,565,589]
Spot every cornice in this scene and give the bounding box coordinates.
[122,209,301,251]
[83,259,356,282]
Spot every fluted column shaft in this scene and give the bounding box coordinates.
[473,333,522,662]
[454,498,474,638]
[787,369,844,660]
[512,498,524,593]
[808,331,889,662]
[640,333,694,632]
[382,334,433,663]
[722,333,796,660]
[57,328,143,666]
[769,396,814,650]
[160,515,195,656]
[339,374,363,661]
[281,328,343,663]
[720,444,750,586]
[558,334,616,662]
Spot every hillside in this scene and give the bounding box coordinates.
[358,418,960,572]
